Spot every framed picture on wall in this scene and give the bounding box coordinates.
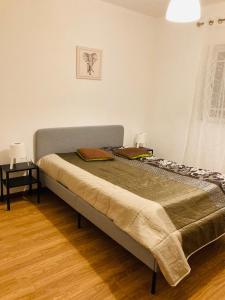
[76,46,102,80]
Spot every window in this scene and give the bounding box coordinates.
[207,45,225,120]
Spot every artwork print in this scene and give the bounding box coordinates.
[76,47,102,80]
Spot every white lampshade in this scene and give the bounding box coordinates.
[9,143,26,161]
[135,132,147,148]
[166,0,201,23]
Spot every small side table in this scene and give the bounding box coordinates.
[0,162,40,210]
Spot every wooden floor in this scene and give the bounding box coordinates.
[0,190,224,300]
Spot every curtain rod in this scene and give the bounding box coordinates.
[197,18,225,27]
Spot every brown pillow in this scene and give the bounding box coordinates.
[113,147,152,160]
[77,148,114,161]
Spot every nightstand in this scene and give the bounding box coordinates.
[0,162,40,210]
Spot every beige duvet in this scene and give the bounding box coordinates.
[37,154,192,286]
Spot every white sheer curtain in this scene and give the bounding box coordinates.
[183,27,225,173]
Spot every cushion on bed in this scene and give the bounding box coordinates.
[77,148,114,161]
[113,147,151,159]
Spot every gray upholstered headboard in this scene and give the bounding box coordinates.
[34,125,124,162]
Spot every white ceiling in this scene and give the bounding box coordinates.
[101,0,225,18]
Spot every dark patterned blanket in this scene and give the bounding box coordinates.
[106,146,225,194]
[139,156,225,194]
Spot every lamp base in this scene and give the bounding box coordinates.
[136,142,145,148]
[10,158,14,170]
[9,157,28,169]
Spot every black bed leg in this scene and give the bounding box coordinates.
[151,261,158,295]
[151,271,157,295]
[77,212,81,229]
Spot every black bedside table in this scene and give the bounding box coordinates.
[0,162,40,210]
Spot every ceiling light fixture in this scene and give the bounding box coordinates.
[166,0,201,23]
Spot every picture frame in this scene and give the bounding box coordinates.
[76,46,102,80]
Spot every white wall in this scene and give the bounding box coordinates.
[150,3,225,163]
[0,0,156,163]
[2,0,225,165]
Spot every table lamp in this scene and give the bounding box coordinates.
[135,132,147,148]
[9,142,27,169]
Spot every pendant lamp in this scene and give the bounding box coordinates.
[166,0,201,23]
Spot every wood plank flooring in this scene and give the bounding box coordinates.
[0,190,224,300]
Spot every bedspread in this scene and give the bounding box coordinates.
[37,153,225,286]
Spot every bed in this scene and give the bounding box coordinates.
[34,125,225,294]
